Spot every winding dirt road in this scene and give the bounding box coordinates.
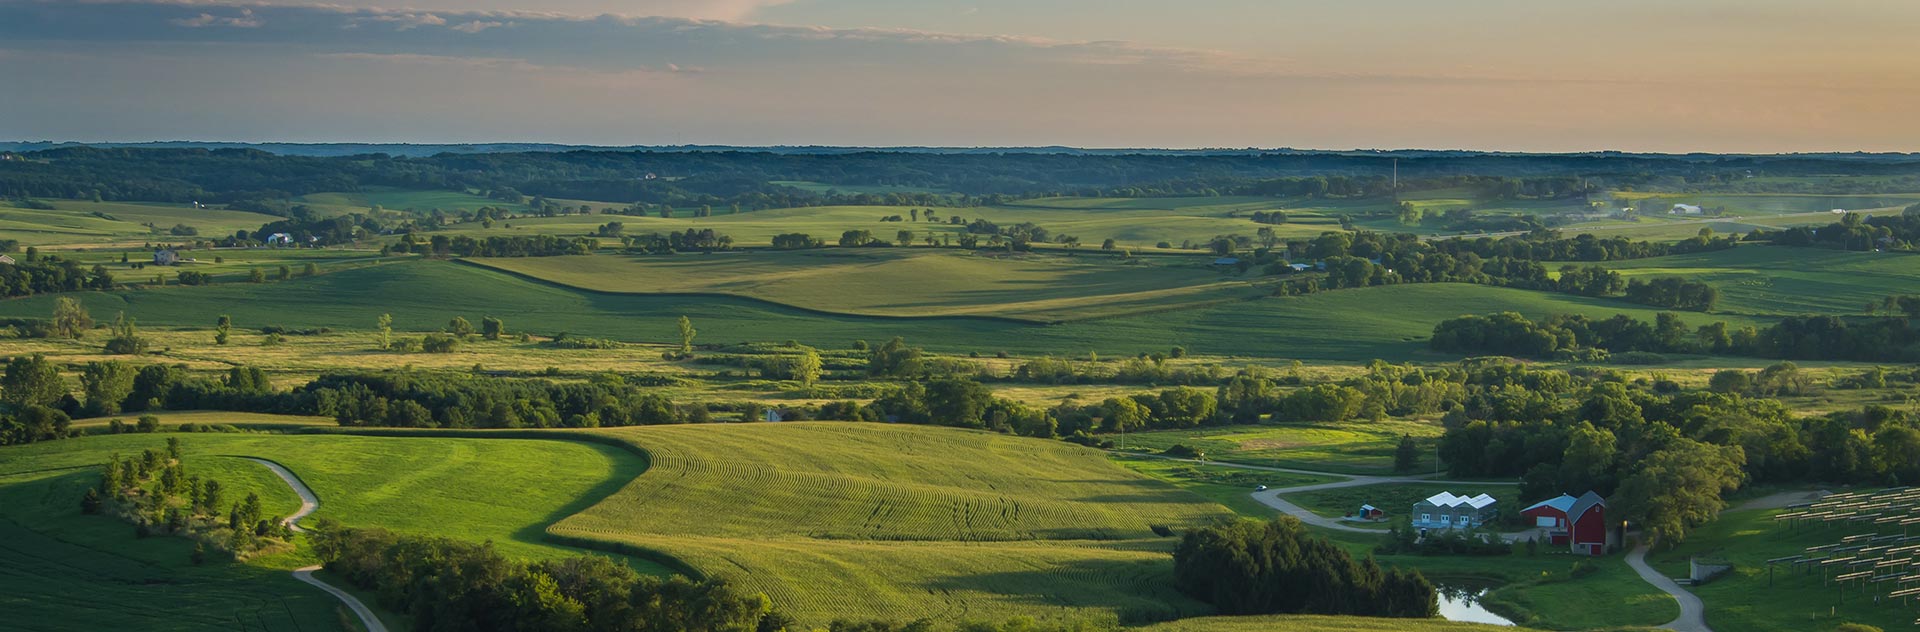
[243,457,389,632]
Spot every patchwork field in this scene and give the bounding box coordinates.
[550,422,1229,625]
[1606,245,1920,316]
[472,249,1261,321]
[0,259,1770,362]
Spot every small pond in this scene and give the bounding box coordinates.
[1435,581,1516,626]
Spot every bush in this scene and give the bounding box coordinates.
[1610,351,1668,365]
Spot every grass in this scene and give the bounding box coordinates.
[1116,421,1447,476]
[471,249,1262,322]
[291,187,527,216]
[1132,613,1535,631]
[71,410,339,432]
[1605,246,1920,317]
[549,422,1229,625]
[0,433,651,563]
[0,259,1771,362]
[1111,456,1339,518]
[1643,506,1920,632]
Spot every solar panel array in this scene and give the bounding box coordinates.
[1769,487,1920,618]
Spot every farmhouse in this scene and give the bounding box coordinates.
[1521,491,1615,555]
[151,249,180,266]
[266,232,295,246]
[1411,491,1498,530]
[0,254,13,265]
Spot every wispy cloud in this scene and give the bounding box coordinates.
[168,7,260,28]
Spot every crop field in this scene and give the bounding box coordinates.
[549,422,1229,625]
[1606,245,1920,316]
[0,199,282,248]
[1136,614,1531,631]
[1610,192,1920,217]
[472,249,1262,321]
[0,259,1771,362]
[1116,420,1448,475]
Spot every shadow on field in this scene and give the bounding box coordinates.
[513,440,649,551]
[925,556,1211,624]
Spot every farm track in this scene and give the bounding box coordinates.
[244,457,389,632]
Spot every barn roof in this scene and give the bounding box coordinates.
[1570,491,1607,521]
[1523,494,1578,514]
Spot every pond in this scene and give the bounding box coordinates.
[1435,582,1516,626]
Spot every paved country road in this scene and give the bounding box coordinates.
[243,457,390,632]
[1625,543,1710,632]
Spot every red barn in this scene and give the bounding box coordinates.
[1522,491,1612,555]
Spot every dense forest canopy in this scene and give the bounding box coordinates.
[8,146,1920,208]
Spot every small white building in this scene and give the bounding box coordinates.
[152,249,180,266]
[0,254,14,265]
[266,232,295,246]
[1670,204,1703,215]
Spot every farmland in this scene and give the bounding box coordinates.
[1116,421,1449,476]
[1605,245,1920,317]
[0,258,1771,361]
[551,422,1227,625]
[0,199,282,248]
[472,249,1262,321]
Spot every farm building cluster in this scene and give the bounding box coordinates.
[1359,489,1616,556]
[1410,491,1500,530]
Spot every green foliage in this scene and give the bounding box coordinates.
[2,353,65,408]
[1174,516,1435,618]
[1612,439,1746,546]
[51,296,92,339]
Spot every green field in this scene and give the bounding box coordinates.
[1117,421,1448,475]
[473,249,1261,321]
[0,430,659,631]
[0,199,282,247]
[292,187,529,216]
[1606,246,1920,317]
[1135,614,1534,631]
[549,422,1227,625]
[1112,457,1338,518]
[0,259,1769,362]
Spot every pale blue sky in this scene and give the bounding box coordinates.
[1,0,1915,151]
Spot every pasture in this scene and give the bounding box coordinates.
[550,422,1230,625]
[291,187,528,216]
[1111,457,1338,517]
[1281,483,1521,529]
[472,249,1261,321]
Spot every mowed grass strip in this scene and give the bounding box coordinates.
[550,422,1233,624]
[472,249,1259,322]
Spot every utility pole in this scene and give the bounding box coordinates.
[1392,158,1400,204]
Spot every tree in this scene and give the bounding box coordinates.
[676,316,697,357]
[791,349,822,386]
[51,296,92,339]
[896,229,914,247]
[215,314,231,345]
[1393,435,1419,473]
[2,354,65,408]
[80,360,137,416]
[1101,238,1117,251]
[375,313,392,350]
[448,316,475,338]
[302,262,319,277]
[1174,516,1436,618]
[1615,439,1746,545]
[482,316,505,340]
[276,265,291,280]
[866,337,923,377]
[247,268,266,283]
[102,312,147,355]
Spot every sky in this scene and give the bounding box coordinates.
[1,0,1917,152]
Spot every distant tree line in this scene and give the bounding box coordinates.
[1753,205,1920,251]
[1430,309,1920,362]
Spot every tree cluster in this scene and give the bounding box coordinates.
[1173,516,1436,618]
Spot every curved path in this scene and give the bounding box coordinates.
[243,457,390,632]
[1625,543,1709,632]
[1123,452,1703,628]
